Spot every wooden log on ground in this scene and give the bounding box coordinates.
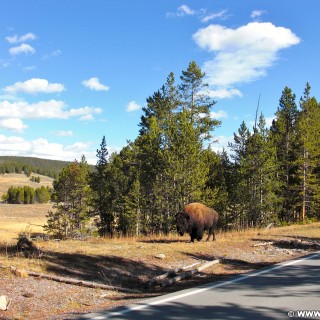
[160,259,220,288]
[9,266,139,294]
[253,241,274,247]
[146,262,200,288]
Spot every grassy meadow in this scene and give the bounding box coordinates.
[0,172,53,242]
[0,203,52,243]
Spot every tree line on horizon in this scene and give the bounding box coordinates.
[43,61,320,239]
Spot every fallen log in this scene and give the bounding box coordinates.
[160,259,220,288]
[253,239,320,248]
[253,241,274,247]
[9,266,139,294]
[146,262,201,288]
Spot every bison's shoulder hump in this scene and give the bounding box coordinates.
[184,202,210,214]
[184,202,207,212]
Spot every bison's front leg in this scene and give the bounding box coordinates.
[197,231,204,242]
[190,228,200,242]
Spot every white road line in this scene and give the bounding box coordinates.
[92,251,320,319]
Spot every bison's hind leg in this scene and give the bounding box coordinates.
[206,226,216,241]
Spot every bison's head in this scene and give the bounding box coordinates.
[175,212,191,236]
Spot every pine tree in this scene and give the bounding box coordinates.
[228,116,279,228]
[35,186,51,203]
[90,136,113,236]
[270,86,299,222]
[45,157,90,239]
[139,72,179,136]
[298,83,320,220]
[179,61,220,141]
[109,142,145,236]
[166,108,208,207]
[246,114,279,226]
[228,121,250,228]
[201,148,229,221]
[137,74,179,234]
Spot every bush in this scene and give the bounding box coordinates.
[3,185,51,204]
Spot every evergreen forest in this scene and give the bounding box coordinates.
[0,156,83,179]
[36,62,320,238]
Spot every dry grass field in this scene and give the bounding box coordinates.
[0,203,320,319]
[0,203,52,243]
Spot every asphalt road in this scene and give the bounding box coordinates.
[81,251,320,320]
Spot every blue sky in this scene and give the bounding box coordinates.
[1,1,319,164]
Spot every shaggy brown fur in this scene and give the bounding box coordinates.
[175,203,219,242]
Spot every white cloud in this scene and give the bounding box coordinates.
[57,130,73,137]
[211,135,233,153]
[167,5,228,22]
[207,88,242,99]
[0,134,96,163]
[6,32,37,44]
[126,100,142,112]
[79,114,94,121]
[23,66,37,72]
[42,49,62,60]
[29,138,94,161]
[201,10,228,23]
[193,22,300,54]
[65,142,91,152]
[0,134,120,164]
[264,116,275,128]
[82,77,109,91]
[0,59,11,68]
[9,43,35,55]
[0,99,102,120]
[210,110,228,119]
[68,106,102,119]
[0,118,27,132]
[248,115,275,131]
[251,10,266,19]
[166,4,196,18]
[4,78,65,94]
[177,5,195,16]
[193,22,300,94]
[0,135,30,154]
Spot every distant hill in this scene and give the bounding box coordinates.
[0,156,75,179]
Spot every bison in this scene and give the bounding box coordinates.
[175,203,219,242]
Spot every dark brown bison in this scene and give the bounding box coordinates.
[175,203,219,242]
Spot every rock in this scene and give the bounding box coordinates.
[22,292,34,298]
[155,254,166,259]
[0,295,9,311]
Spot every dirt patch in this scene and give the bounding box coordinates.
[1,224,320,319]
